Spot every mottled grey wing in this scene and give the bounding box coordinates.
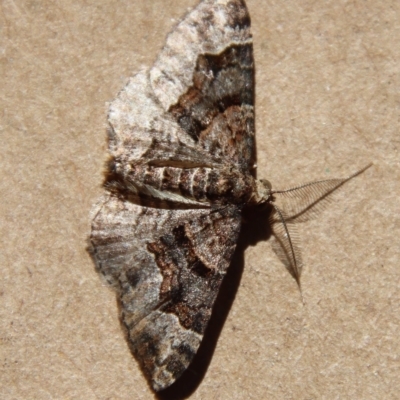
[150,0,256,172]
[90,194,241,391]
[108,72,218,170]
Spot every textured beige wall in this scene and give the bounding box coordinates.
[1,0,399,399]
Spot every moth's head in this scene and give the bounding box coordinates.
[253,179,272,204]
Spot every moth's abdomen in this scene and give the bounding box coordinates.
[124,164,255,205]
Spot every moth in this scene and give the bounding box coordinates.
[89,0,370,391]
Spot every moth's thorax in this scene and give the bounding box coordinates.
[249,178,273,205]
[118,162,256,205]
